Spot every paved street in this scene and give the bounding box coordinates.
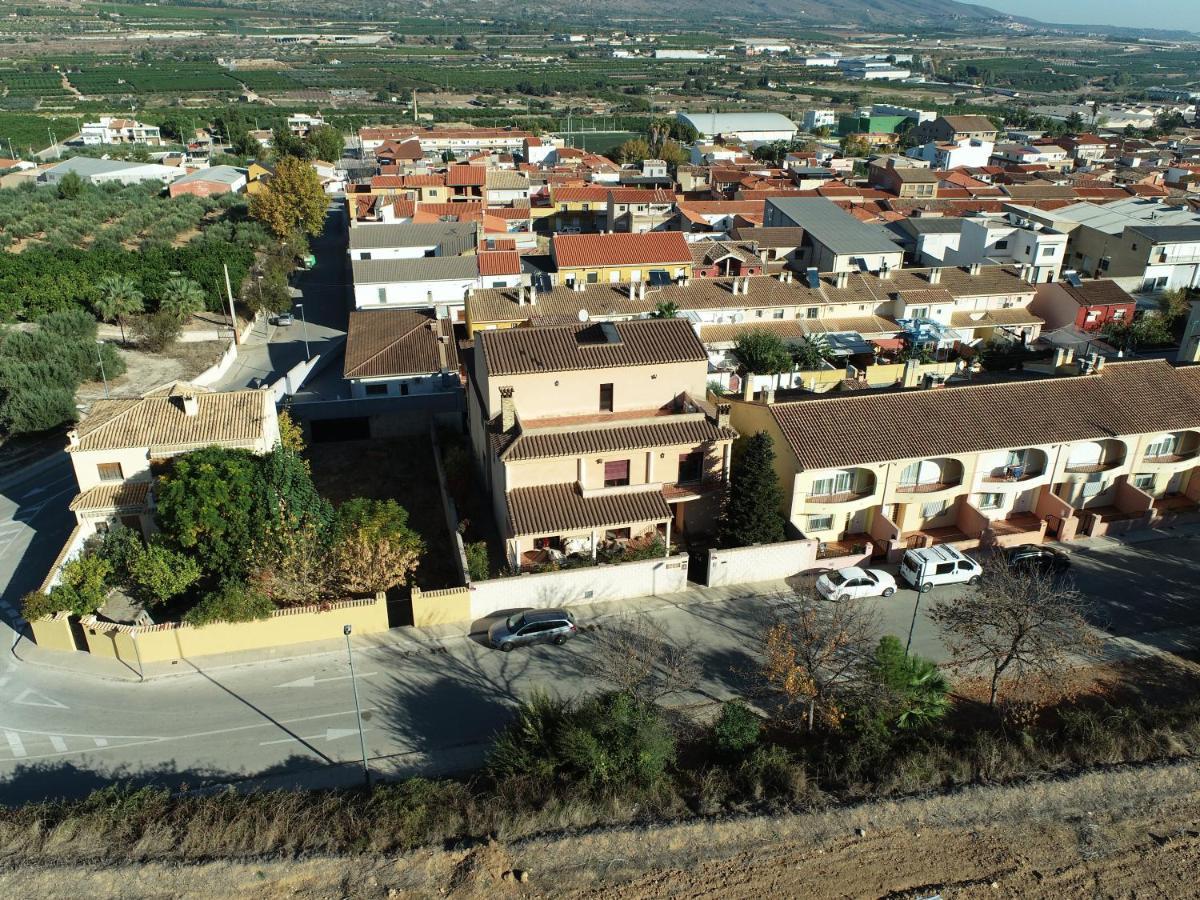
[1,480,1198,803]
[211,204,349,394]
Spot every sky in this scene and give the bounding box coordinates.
[980,0,1200,31]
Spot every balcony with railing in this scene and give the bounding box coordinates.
[979,448,1049,484]
[806,469,877,505]
[894,458,964,495]
[1141,431,1200,466]
[1063,439,1127,474]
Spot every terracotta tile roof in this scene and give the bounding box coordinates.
[376,139,424,160]
[477,250,522,277]
[447,165,487,187]
[690,240,759,267]
[69,480,152,512]
[607,188,676,204]
[344,309,455,379]
[506,483,672,536]
[480,317,706,376]
[948,308,1045,328]
[767,360,1200,471]
[550,185,611,203]
[1058,279,1136,308]
[71,390,269,453]
[469,266,1034,326]
[551,231,692,269]
[503,417,737,461]
[940,116,998,133]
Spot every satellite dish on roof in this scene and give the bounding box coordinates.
[578,309,590,322]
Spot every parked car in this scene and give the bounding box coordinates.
[487,608,577,652]
[816,566,898,601]
[899,545,983,593]
[272,312,294,326]
[1005,543,1070,575]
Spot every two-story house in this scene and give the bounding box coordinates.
[728,359,1200,552]
[550,231,694,287]
[762,197,904,274]
[606,188,678,233]
[63,384,279,546]
[466,318,738,570]
[911,115,999,147]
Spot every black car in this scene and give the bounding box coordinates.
[1005,543,1070,575]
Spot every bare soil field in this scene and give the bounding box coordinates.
[3,759,1197,899]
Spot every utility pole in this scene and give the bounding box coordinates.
[297,302,311,360]
[94,340,109,400]
[223,263,240,345]
[344,624,370,787]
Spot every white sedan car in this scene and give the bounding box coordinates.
[815,566,898,601]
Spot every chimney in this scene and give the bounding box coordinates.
[1094,355,1106,372]
[638,280,646,301]
[928,267,942,285]
[879,262,892,281]
[181,394,199,416]
[716,402,731,429]
[765,386,775,404]
[499,386,516,432]
[67,428,80,447]
[902,358,922,388]
[517,285,527,306]
[741,276,750,295]
[834,271,848,289]
[530,283,538,304]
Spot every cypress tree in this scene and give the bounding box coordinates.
[718,431,786,548]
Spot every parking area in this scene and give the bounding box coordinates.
[799,532,1200,664]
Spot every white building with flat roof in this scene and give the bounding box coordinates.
[677,112,797,144]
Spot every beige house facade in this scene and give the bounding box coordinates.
[467,318,738,570]
[729,360,1200,556]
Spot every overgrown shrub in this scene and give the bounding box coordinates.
[465,540,489,581]
[49,553,112,616]
[131,310,183,352]
[183,581,274,626]
[20,589,59,621]
[712,700,761,755]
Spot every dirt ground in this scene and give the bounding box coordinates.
[3,759,1197,899]
[75,340,227,404]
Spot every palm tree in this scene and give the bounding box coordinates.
[93,274,144,345]
[650,301,679,319]
[159,276,207,323]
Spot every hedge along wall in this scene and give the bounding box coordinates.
[76,594,388,664]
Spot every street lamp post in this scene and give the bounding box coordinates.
[344,624,370,787]
[297,302,311,361]
[95,340,109,400]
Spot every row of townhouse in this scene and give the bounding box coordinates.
[727,358,1200,551]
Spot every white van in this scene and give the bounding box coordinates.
[899,545,983,593]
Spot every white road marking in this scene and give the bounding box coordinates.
[49,736,67,752]
[13,689,68,709]
[276,671,377,688]
[260,727,368,747]
[4,730,26,758]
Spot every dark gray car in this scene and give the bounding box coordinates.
[487,609,577,651]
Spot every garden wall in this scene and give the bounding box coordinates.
[706,539,873,588]
[75,595,387,665]
[467,555,689,621]
[411,586,471,627]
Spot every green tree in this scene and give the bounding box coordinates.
[712,699,761,754]
[249,155,328,240]
[131,310,183,352]
[656,139,688,167]
[650,300,679,319]
[717,432,786,547]
[865,636,949,731]
[56,170,84,200]
[158,276,206,322]
[465,540,489,581]
[614,137,651,164]
[271,126,310,160]
[789,334,831,371]
[126,542,202,606]
[49,553,112,616]
[305,124,344,163]
[839,134,871,158]
[155,446,263,578]
[184,580,274,625]
[733,330,790,393]
[331,498,424,593]
[93,274,144,345]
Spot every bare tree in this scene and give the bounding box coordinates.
[581,614,700,704]
[760,594,879,731]
[929,560,1100,708]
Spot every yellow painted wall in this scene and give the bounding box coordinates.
[411,586,471,627]
[79,596,389,664]
[558,263,694,286]
[30,613,77,652]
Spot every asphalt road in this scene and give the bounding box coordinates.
[1,509,1198,803]
[211,204,349,394]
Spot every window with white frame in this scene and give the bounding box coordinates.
[977,493,1004,510]
[1133,473,1156,491]
[811,470,855,497]
[921,499,950,518]
[900,459,946,487]
[1144,434,1178,459]
[807,514,834,532]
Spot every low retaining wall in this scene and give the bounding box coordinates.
[30,612,77,652]
[467,554,689,621]
[74,594,388,665]
[706,539,874,587]
[191,339,240,388]
[411,586,471,627]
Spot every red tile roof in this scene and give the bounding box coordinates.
[477,250,522,277]
[551,231,692,269]
[447,165,487,187]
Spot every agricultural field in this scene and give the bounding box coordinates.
[0,114,82,156]
[68,64,242,97]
